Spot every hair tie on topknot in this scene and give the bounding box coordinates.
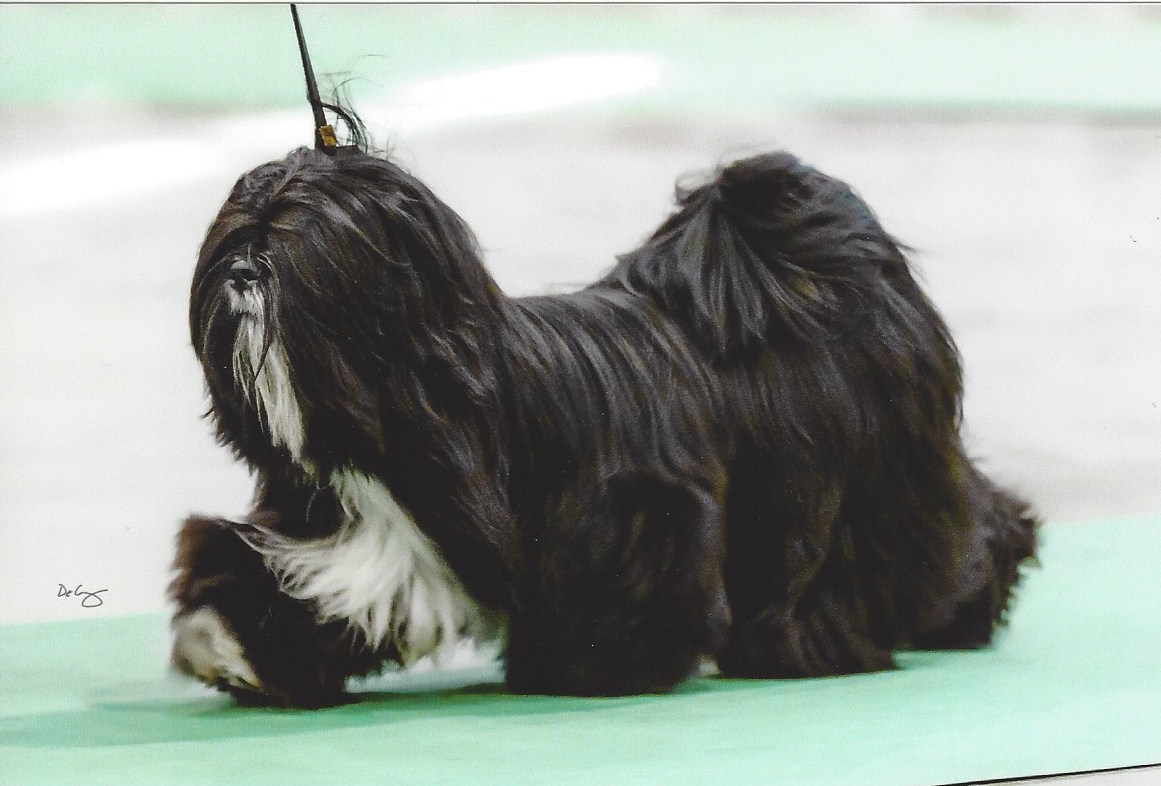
[291,4,338,153]
[290,5,368,156]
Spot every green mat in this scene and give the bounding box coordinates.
[2,517,1159,786]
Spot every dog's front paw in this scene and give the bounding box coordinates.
[171,607,267,700]
[169,515,391,707]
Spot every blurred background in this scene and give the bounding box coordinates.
[1,4,1159,625]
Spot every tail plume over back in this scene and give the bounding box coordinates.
[607,152,917,361]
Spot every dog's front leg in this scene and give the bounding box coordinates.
[505,471,729,696]
[169,515,385,707]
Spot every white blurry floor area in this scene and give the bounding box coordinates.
[1,104,1159,630]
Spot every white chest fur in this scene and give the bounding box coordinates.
[249,469,499,666]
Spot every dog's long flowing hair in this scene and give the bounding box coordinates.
[172,140,1037,705]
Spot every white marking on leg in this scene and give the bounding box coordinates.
[171,607,264,692]
[348,636,506,694]
[245,469,503,666]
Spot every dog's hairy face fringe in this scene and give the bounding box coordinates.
[190,146,506,477]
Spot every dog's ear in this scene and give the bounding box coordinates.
[293,347,388,468]
[611,152,910,361]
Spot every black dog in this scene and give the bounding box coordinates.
[170,143,1037,707]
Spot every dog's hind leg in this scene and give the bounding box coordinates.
[716,468,895,678]
[505,470,730,696]
[169,516,386,707]
[718,577,896,678]
[911,471,1039,650]
[717,456,1038,675]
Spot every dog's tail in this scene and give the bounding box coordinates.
[607,152,914,361]
[915,472,1041,649]
[975,479,1041,631]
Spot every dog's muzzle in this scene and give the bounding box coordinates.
[227,257,264,316]
[229,257,261,294]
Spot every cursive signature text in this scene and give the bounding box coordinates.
[57,583,108,608]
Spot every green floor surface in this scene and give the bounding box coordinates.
[2,517,1159,786]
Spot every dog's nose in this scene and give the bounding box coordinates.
[229,258,261,292]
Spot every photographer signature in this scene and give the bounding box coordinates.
[57,583,108,609]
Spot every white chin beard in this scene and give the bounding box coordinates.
[231,298,307,464]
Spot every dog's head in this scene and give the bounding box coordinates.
[191,146,504,474]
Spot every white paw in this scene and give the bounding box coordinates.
[172,607,264,693]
